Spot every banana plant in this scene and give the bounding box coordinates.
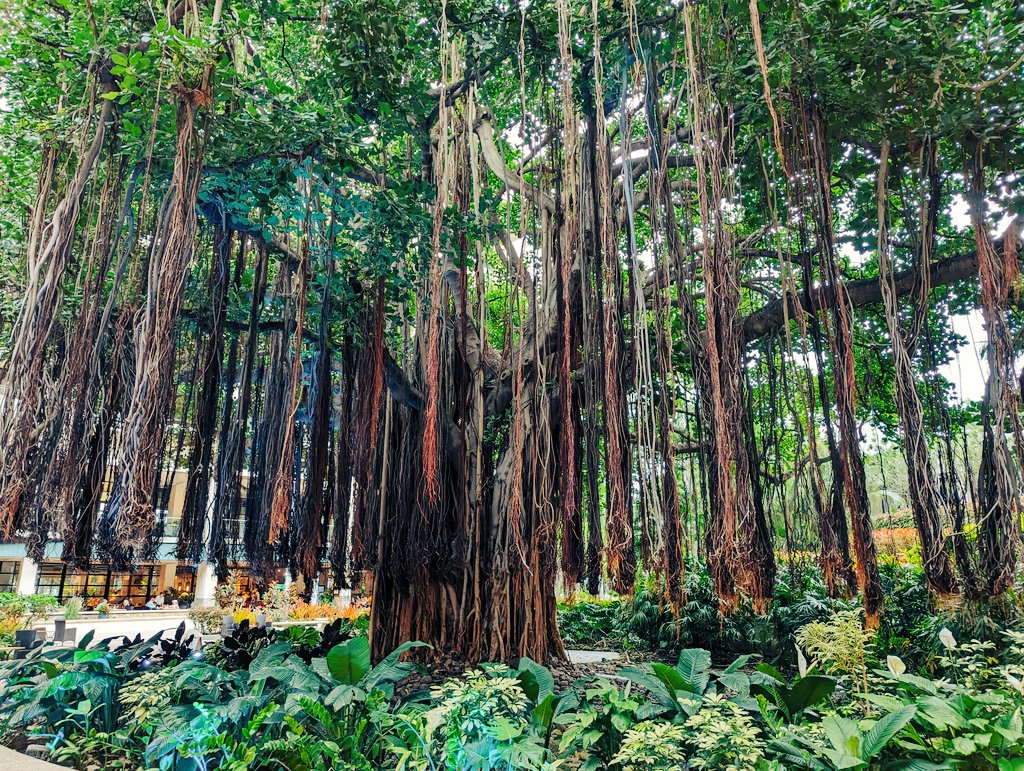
[322,636,429,708]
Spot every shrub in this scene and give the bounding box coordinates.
[187,606,224,634]
[556,595,619,647]
[118,667,179,725]
[683,694,766,769]
[795,609,873,693]
[215,573,242,608]
[290,601,339,620]
[62,597,83,620]
[0,592,59,626]
[611,721,687,771]
[422,665,542,769]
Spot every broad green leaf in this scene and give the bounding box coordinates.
[862,706,916,758]
[516,656,554,703]
[675,648,712,694]
[326,637,371,684]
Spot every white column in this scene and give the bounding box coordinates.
[194,561,216,607]
[159,562,177,593]
[16,558,38,596]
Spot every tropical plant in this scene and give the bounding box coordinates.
[610,721,688,771]
[188,606,225,635]
[796,610,874,696]
[751,663,837,728]
[771,707,917,770]
[61,598,84,621]
[683,693,767,769]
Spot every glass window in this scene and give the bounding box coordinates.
[0,561,19,592]
[37,563,86,601]
[163,517,182,539]
[174,566,195,596]
[35,562,163,605]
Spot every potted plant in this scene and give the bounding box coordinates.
[95,601,110,619]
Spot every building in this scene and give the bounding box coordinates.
[0,469,338,607]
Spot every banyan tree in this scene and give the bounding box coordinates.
[0,0,1022,661]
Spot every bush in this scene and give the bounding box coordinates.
[0,593,60,642]
[556,595,620,648]
[187,606,224,634]
[1,619,1023,769]
[290,601,339,620]
[61,597,83,620]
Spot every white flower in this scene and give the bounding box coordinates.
[886,655,906,677]
[796,645,809,678]
[938,628,957,650]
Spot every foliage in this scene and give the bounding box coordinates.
[188,606,226,635]
[556,596,619,649]
[214,578,242,610]
[772,706,918,770]
[118,668,178,725]
[0,593,59,637]
[290,602,340,621]
[419,665,542,769]
[557,565,848,663]
[683,693,767,769]
[2,617,1024,769]
[609,721,687,771]
[208,620,273,671]
[795,610,873,688]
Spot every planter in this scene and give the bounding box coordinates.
[98,612,109,619]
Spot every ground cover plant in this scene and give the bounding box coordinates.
[1,569,1023,769]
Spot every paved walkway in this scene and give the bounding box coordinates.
[0,746,62,770]
[566,649,620,664]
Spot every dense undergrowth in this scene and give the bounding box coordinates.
[558,562,1022,673]
[1,565,1022,769]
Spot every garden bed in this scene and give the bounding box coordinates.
[1,584,1022,770]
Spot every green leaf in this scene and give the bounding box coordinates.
[516,657,554,703]
[326,637,371,685]
[73,650,106,664]
[862,706,916,758]
[822,716,861,754]
[952,736,977,755]
[782,675,837,716]
[676,648,712,693]
[723,653,757,673]
[362,640,430,688]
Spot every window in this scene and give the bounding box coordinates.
[84,570,109,600]
[35,562,159,604]
[174,565,196,597]
[36,563,68,598]
[0,561,19,592]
